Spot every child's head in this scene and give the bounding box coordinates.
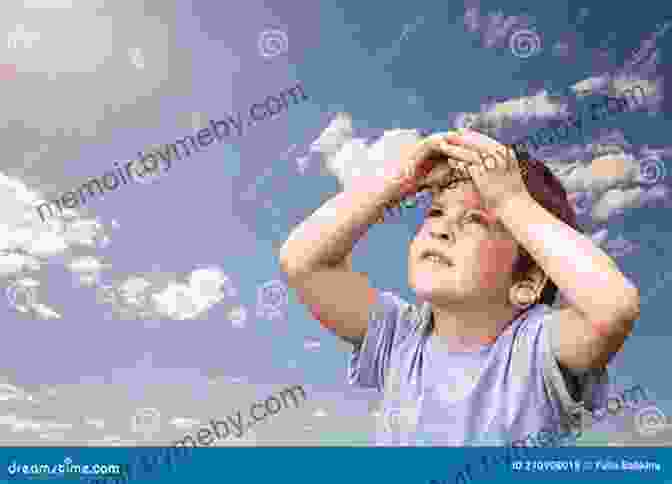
[408,149,578,310]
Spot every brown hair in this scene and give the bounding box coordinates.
[508,147,579,305]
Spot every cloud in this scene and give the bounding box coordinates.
[67,256,110,274]
[311,114,425,191]
[592,187,644,222]
[93,265,239,321]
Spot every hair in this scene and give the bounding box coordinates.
[510,148,579,305]
[423,142,579,306]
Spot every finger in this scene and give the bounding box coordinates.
[452,128,503,152]
[419,166,450,188]
[448,136,517,172]
[413,134,452,160]
[466,162,485,179]
[444,132,509,165]
[437,143,480,164]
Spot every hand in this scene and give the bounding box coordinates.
[385,132,458,198]
[439,129,529,211]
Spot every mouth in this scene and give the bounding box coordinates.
[420,249,453,267]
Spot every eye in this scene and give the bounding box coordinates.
[461,212,487,226]
[427,208,442,217]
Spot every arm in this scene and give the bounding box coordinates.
[279,135,450,343]
[493,192,639,370]
[440,129,639,372]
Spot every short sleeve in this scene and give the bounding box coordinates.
[347,291,420,392]
[540,307,610,432]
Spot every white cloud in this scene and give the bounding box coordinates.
[571,75,612,97]
[591,187,644,222]
[32,302,62,319]
[67,256,109,274]
[310,113,353,158]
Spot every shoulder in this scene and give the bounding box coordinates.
[372,291,427,346]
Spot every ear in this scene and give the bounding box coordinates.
[509,264,548,308]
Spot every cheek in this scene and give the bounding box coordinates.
[475,239,518,288]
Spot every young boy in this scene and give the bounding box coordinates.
[280,128,640,446]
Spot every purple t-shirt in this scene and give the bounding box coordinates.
[348,291,609,446]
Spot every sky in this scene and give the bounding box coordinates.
[0,0,670,446]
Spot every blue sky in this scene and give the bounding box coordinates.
[0,0,669,445]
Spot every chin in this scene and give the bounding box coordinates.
[409,278,463,303]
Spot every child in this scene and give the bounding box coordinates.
[280,128,640,446]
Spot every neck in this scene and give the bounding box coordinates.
[430,300,523,350]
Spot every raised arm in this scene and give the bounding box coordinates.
[279,134,452,343]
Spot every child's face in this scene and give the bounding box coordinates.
[408,181,520,304]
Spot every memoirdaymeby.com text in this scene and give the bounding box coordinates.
[35,82,308,223]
